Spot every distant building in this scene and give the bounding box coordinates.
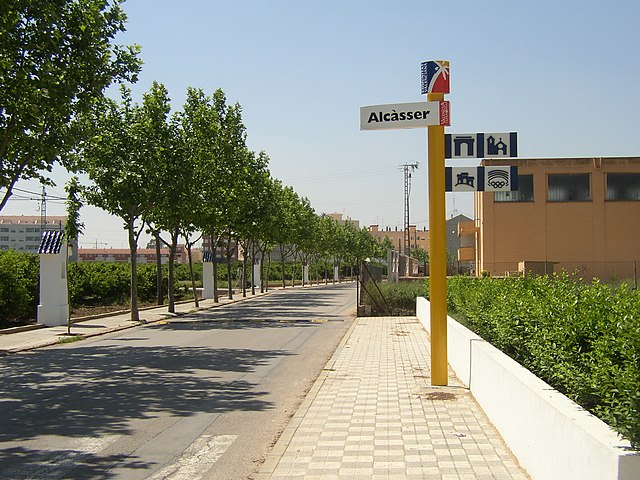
[78,244,198,264]
[370,215,472,274]
[201,235,240,262]
[446,214,474,274]
[0,216,77,259]
[459,156,640,280]
[368,225,429,254]
[327,212,360,228]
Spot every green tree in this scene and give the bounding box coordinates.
[64,176,84,333]
[232,150,272,296]
[411,246,429,274]
[80,84,164,321]
[186,88,247,302]
[254,175,282,292]
[0,0,140,211]
[179,87,220,301]
[140,82,187,314]
[271,186,311,288]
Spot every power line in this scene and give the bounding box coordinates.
[287,167,398,185]
[11,187,66,200]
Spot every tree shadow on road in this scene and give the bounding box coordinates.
[0,446,152,479]
[0,343,290,477]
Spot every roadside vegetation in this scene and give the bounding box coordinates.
[362,274,640,449]
[0,252,368,328]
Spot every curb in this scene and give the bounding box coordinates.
[256,315,360,478]
[0,324,45,335]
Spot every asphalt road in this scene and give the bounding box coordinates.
[0,283,356,479]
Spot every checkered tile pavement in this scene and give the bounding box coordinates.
[257,317,530,480]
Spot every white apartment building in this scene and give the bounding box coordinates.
[0,215,66,253]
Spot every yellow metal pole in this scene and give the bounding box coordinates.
[427,92,448,386]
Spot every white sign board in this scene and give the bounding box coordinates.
[445,166,518,192]
[360,101,449,130]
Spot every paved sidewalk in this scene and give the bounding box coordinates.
[257,317,530,480]
[0,291,269,354]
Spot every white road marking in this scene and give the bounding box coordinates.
[146,434,237,480]
[9,435,120,480]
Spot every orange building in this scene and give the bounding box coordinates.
[459,156,640,281]
[368,224,429,254]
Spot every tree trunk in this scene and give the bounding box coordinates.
[266,253,271,292]
[226,234,233,300]
[211,231,219,303]
[251,242,256,296]
[155,230,163,305]
[167,227,179,314]
[128,221,140,322]
[213,260,219,302]
[66,243,71,335]
[280,244,286,289]
[186,241,199,308]
[242,239,248,298]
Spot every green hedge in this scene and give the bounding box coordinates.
[0,252,352,327]
[448,274,640,449]
[0,252,203,327]
[0,250,39,326]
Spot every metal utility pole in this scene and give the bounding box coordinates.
[40,186,47,230]
[400,162,418,255]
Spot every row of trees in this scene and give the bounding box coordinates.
[1,1,387,322]
[77,83,385,320]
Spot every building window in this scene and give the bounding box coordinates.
[547,173,591,202]
[606,173,640,201]
[494,174,534,202]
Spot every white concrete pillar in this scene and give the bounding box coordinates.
[38,232,69,326]
[253,259,261,289]
[333,264,339,282]
[202,261,214,299]
[303,263,309,285]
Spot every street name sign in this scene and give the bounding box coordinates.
[445,132,517,159]
[360,101,450,130]
[445,166,519,192]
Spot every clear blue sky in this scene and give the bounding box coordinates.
[6,0,640,248]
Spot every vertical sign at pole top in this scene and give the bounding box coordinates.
[422,60,449,386]
[421,60,450,95]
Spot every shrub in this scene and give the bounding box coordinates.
[0,250,39,327]
[448,274,640,449]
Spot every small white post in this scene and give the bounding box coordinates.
[37,231,69,326]
[253,259,261,289]
[202,260,214,299]
[303,262,309,285]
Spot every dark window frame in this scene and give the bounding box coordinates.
[547,173,591,202]
[606,173,640,201]
[494,174,534,202]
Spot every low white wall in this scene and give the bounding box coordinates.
[416,297,640,480]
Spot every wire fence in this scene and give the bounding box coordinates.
[492,260,640,286]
